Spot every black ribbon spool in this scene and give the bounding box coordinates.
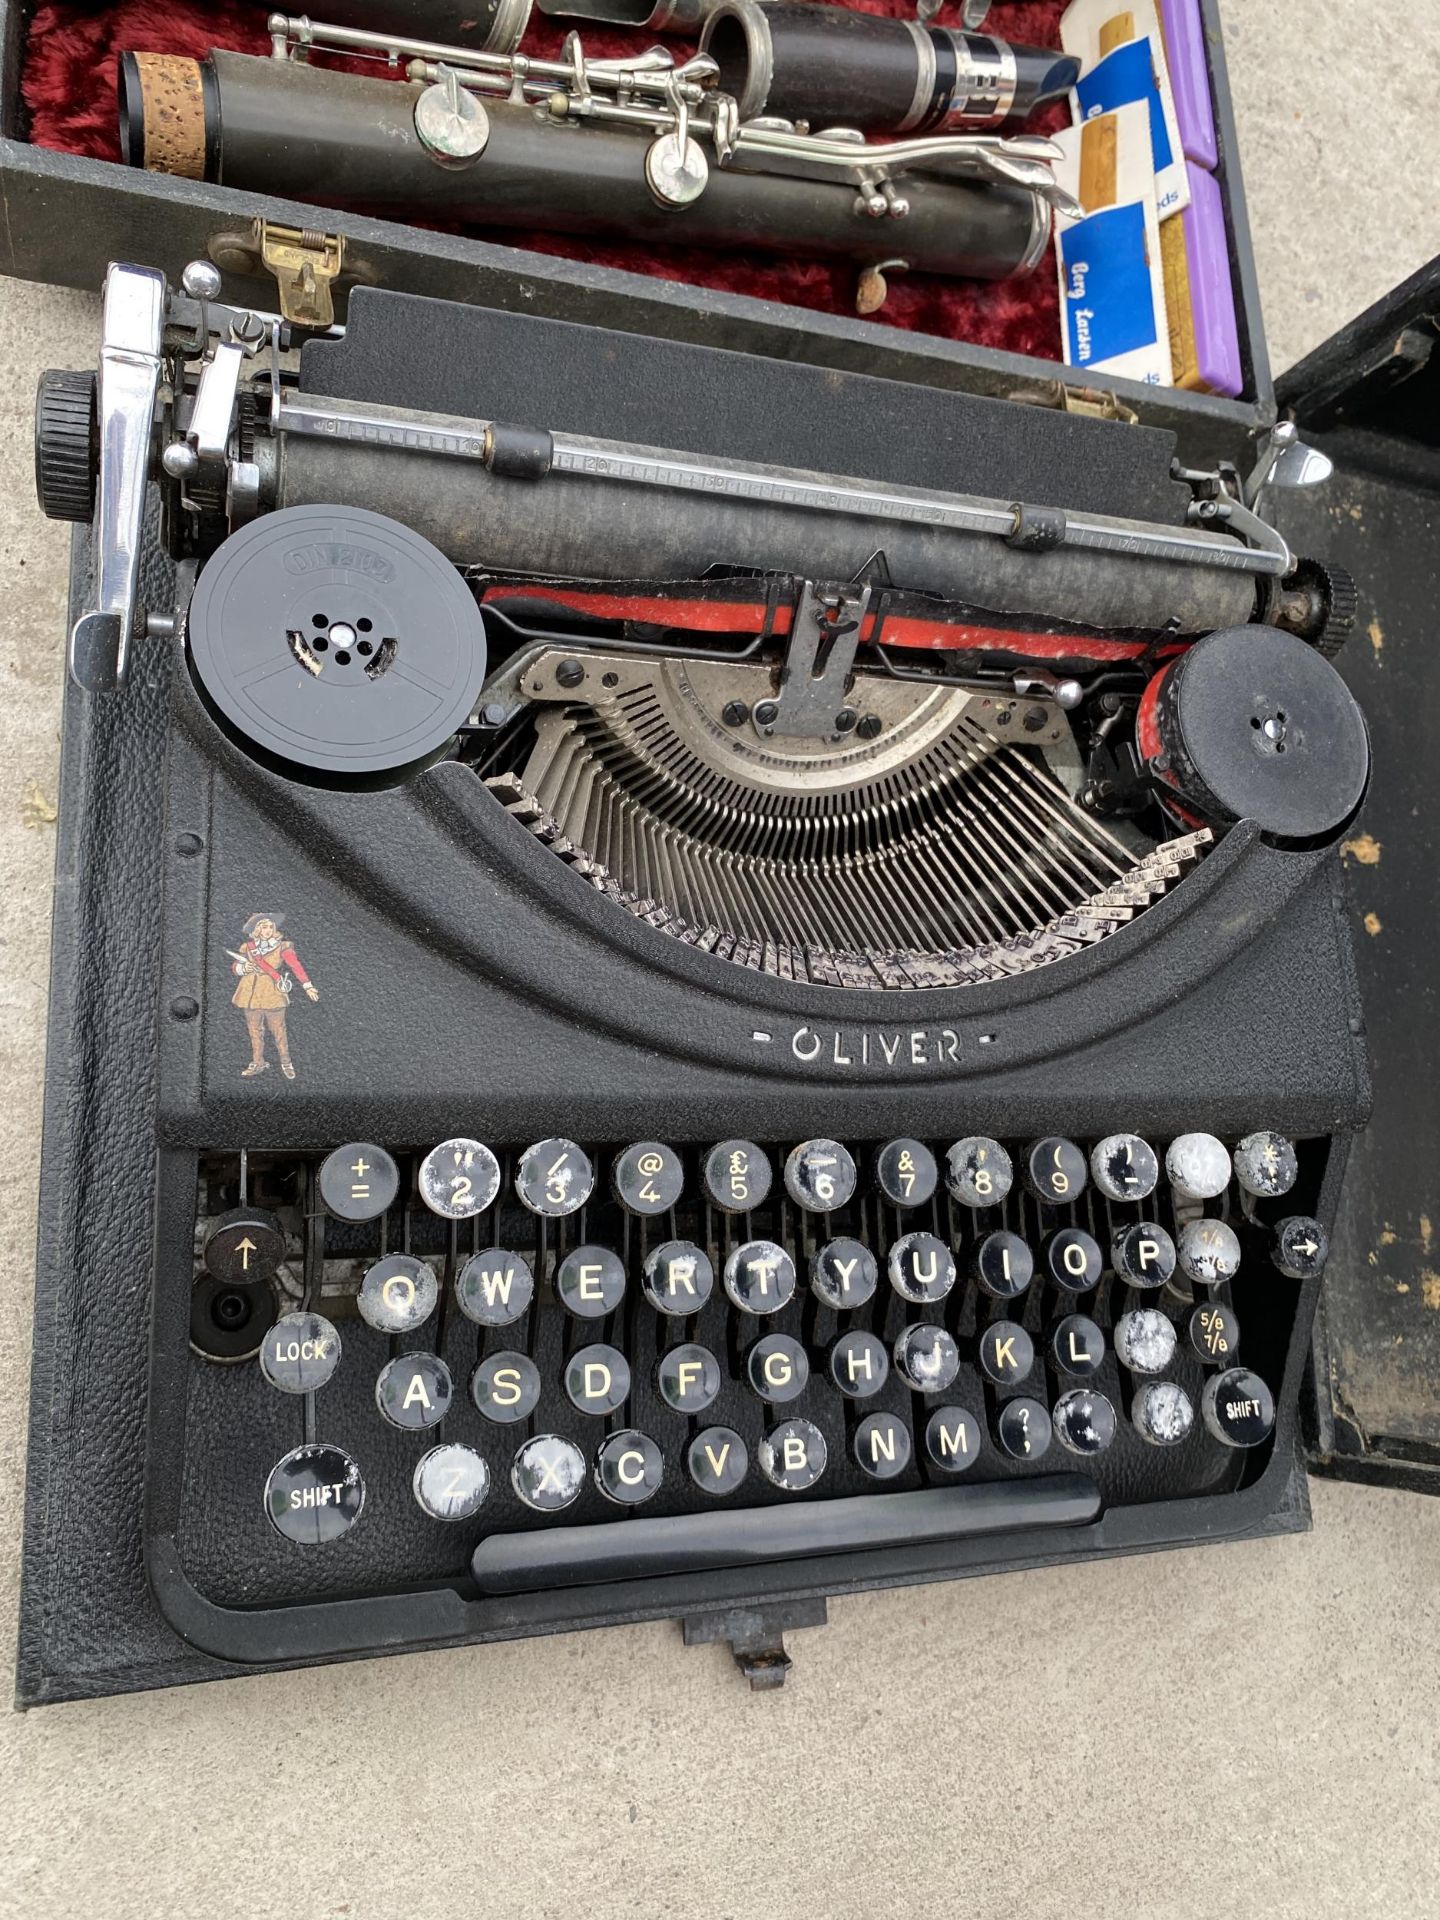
[185,505,489,787]
[1143,625,1370,844]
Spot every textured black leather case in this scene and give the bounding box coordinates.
[18,302,1365,1705]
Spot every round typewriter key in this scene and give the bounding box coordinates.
[419,1137,500,1220]
[564,1343,630,1416]
[511,1434,586,1513]
[974,1229,1033,1301]
[1202,1367,1276,1449]
[265,1443,365,1545]
[1233,1130,1299,1199]
[1025,1136,1087,1205]
[259,1310,341,1395]
[1113,1307,1177,1375]
[515,1137,594,1217]
[191,1273,277,1362]
[1272,1215,1329,1281]
[746,1332,809,1404]
[855,1411,911,1480]
[556,1244,627,1318]
[875,1137,938,1208]
[657,1342,722,1414]
[1165,1132,1232,1202]
[1177,1217,1242,1286]
[1051,1313,1105,1377]
[1043,1227,1103,1293]
[979,1320,1034,1385]
[723,1239,797,1315]
[688,1426,748,1497]
[894,1323,961,1394]
[996,1396,1051,1462]
[471,1350,541,1425]
[456,1248,534,1327]
[784,1138,857,1213]
[320,1142,399,1222]
[413,1443,490,1522]
[1132,1379,1195,1448]
[811,1237,879,1310]
[703,1139,772,1213]
[1112,1220,1177,1289]
[757,1416,827,1492]
[1052,1387,1117,1457]
[828,1329,889,1399]
[613,1140,684,1217]
[1088,1133,1159,1203]
[888,1230,957,1305]
[945,1135,1012,1208]
[925,1406,981,1472]
[357,1253,438,1334]
[595,1429,663,1506]
[376,1351,452,1430]
[641,1239,714,1316]
[1189,1301,1240,1363]
[205,1205,286,1282]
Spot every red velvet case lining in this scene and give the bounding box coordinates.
[20,0,1067,356]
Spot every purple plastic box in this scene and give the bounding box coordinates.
[1160,0,1220,170]
[1178,161,1241,396]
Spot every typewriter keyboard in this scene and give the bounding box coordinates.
[186,1133,1328,1600]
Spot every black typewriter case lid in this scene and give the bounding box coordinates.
[1274,253,1440,1496]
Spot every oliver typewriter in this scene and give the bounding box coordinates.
[23,239,1438,1700]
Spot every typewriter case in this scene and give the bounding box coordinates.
[15,245,1440,1705]
[11,0,1438,1702]
[1275,257,1440,1501]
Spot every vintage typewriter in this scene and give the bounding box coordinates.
[22,252,1384,1695]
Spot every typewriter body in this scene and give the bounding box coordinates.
[25,246,1428,1702]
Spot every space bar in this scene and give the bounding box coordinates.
[471,1476,1102,1594]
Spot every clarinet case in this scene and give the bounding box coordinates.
[1,0,1268,458]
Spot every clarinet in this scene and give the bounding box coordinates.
[698,0,1079,136]
[120,17,1078,312]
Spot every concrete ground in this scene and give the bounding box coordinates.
[1,4,1438,1914]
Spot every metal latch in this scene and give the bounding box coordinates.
[681,1597,828,1689]
[258,222,346,327]
[1057,381,1140,424]
[208,219,347,327]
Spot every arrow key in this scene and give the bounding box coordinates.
[1273,1215,1329,1281]
[205,1206,285,1282]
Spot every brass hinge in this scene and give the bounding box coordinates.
[1057,380,1140,424]
[207,219,347,328]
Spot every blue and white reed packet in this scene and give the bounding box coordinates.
[1061,0,1190,220]
[1053,100,1174,387]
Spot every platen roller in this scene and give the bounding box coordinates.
[270,395,1270,637]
